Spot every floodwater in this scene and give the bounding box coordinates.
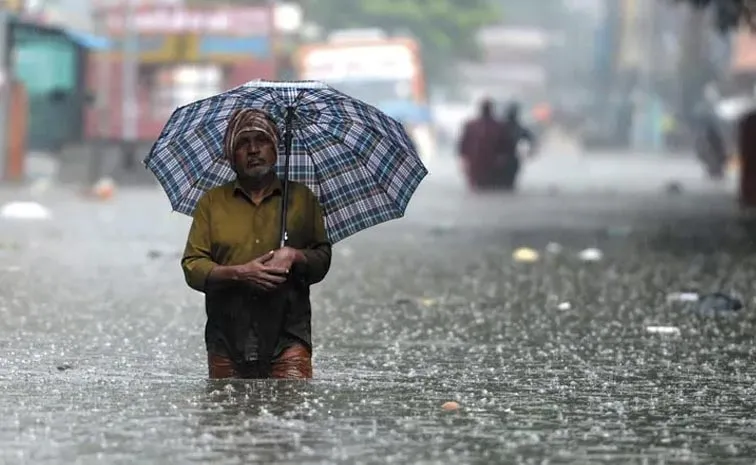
[1,154,755,464]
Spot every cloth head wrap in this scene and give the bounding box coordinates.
[223,108,280,162]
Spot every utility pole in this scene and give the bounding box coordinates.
[89,4,112,185]
[0,11,9,181]
[122,0,138,169]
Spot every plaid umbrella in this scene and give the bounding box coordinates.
[144,80,428,244]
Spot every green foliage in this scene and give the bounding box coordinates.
[301,0,500,83]
[672,0,755,31]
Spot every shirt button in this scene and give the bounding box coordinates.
[255,239,260,244]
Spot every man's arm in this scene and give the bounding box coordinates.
[181,193,240,292]
[298,194,332,285]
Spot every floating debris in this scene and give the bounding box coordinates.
[696,293,743,313]
[578,248,603,262]
[557,302,572,311]
[56,364,73,372]
[646,326,680,335]
[513,247,539,263]
[92,177,116,200]
[441,401,460,411]
[666,292,700,303]
[0,201,51,220]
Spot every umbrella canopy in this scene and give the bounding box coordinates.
[145,80,428,243]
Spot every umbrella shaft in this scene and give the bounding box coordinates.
[279,106,295,247]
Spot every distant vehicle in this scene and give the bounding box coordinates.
[295,29,436,161]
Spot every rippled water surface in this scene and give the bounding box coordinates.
[1,157,755,464]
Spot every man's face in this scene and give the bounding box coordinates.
[233,131,277,181]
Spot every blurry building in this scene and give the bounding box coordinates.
[458,26,550,115]
[85,3,277,143]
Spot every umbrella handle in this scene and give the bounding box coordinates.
[279,106,294,248]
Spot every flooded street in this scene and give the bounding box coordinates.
[1,152,755,464]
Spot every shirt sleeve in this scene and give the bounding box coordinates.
[181,192,217,292]
[300,192,331,285]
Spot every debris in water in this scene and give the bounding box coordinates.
[0,201,51,220]
[646,326,680,335]
[696,292,743,312]
[56,364,73,371]
[419,298,436,307]
[92,177,116,200]
[666,292,700,303]
[557,302,571,311]
[513,247,539,263]
[441,401,460,411]
[578,248,603,262]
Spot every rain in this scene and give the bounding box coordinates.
[1,0,756,463]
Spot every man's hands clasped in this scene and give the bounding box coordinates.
[234,247,305,291]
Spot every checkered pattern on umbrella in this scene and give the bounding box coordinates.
[144,80,428,243]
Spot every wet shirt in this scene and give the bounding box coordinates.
[181,177,331,373]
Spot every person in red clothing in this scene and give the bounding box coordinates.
[738,109,756,208]
[457,99,512,190]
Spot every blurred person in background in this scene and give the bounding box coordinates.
[499,101,537,191]
[457,98,512,190]
[739,109,756,207]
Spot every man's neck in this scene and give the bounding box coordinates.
[238,173,275,199]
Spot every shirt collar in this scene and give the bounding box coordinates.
[233,176,283,201]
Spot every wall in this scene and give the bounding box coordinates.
[83,55,276,143]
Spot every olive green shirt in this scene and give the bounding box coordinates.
[181,177,331,371]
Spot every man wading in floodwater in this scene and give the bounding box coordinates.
[181,108,331,379]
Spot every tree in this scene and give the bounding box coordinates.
[300,0,499,84]
[672,0,756,31]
